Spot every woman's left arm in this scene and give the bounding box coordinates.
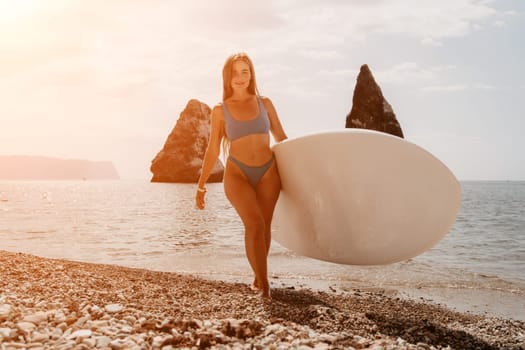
[262,97,288,142]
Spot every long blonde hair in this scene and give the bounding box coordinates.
[220,52,261,157]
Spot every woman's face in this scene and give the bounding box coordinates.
[230,60,251,92]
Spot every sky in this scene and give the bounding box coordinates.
[0,0,523,180]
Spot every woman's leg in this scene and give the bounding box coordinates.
[252,160,281,290]
[224,161,271,298]
[256,160,281,255]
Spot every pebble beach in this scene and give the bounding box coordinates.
[1,250,524,349]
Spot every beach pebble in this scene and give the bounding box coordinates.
[82,338,97,347]
[3,342,28,349]
[0,327,14,339]
[318,334,337,343]
[396,337,407,345]
[63,327,73,338]
[34,300,47,308]
[109,338,129,349]
[123,315,137,325]
[88,320,110,328]
[118,325,133,334]
[52,310,67,323]
[262,334,278,345]
[56,340,76,350]
[68,329,92,339]
[56,322,68,331]
[105,304,123,314]
[28,346,45,350]
[31,331,49,342]
[16,321,36,333]
[264,323,283,336]
[23,311,47,324]
[297,345,314,350]
[74,316,90,327]
[51,327,63,340]
[0,304,12,320]
[95,336,112,348]
[89,305,101,313]
[368,345,385,350]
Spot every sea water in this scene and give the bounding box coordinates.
[1,180,524,299]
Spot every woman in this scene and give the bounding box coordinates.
[195,53,287,299]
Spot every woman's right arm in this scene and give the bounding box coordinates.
[196,105,224,209]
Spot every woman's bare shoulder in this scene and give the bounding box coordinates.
[259,96,275,110]
[212,103,225,114]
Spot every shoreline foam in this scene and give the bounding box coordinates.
[1,250,523,349]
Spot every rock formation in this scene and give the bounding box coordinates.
[0,156,119,180]
[345,64,404,138]
[150,99,224,183]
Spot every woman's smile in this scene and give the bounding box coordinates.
[230,60,251,91]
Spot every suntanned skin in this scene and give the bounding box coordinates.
[196,59,287,299]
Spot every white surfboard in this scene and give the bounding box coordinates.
[271,129,461,265]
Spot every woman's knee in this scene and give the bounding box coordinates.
[243,215,266,235]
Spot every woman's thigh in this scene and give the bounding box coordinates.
[224,161,264,228]
[255,160,281,223]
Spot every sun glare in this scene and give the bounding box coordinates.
[0,0,42,27]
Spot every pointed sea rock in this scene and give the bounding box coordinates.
[150,99,224,183]
[345,64,404,138]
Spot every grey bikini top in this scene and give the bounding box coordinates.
[222,97,270,141]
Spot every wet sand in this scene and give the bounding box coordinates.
[1,250,524,349]
[396,287,525,322]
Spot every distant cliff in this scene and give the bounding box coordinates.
[0,156,120,180]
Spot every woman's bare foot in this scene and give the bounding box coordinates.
[250,277,261,291]
[251,277,270,299]
[259,279,271,300]
[261,289,271,300]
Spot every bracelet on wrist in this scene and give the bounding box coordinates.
[197,187,207,193]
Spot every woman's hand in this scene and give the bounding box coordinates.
[195,187,206,209]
